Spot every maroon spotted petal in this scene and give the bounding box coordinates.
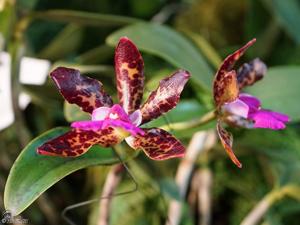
[213,39,256,107]
[140,70,190,124]
[50,67,113,114]
[115,37,144,114]
[37,128,122,157]
[237,58,267,89]
[216,120,242,168]
[126,128,185,160]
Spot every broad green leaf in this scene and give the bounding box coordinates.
[247,66,300,121]
[263,0,300,44]
[33,10,141,27]
[52,62,114,76]
[75,45,114,64]
[38,24,83,60]
[183,30,222,69]
[4,127,137,216]
[106,23,213,92]
[64,101,90,122]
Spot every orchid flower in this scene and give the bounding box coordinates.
[213,38,289,168]
[37,37,190,160]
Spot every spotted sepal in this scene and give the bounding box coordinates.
[213,70,239,108]
[216,120,242,168]
[213,39,256,106]
[115,37,144,114]
[37,128,122,157]
[50,67,113,114]
[140,70,190,124]
[237,58,267,89]
[126,128,185,160]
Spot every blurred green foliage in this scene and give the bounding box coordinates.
[1,0,300,224]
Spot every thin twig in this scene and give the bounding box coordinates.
[166,130,216,225]
[97,164,124,225]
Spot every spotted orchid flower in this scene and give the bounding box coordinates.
[213,39,289,168]
[37,37,190,160]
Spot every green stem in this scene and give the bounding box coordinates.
[160,110,217,132]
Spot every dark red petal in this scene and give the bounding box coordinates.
[126,128,185,160]
[216,120,242,168]
[213,39,256,107]
[37,128,122,157]
[50,67,113,114]
[140,70,190,124]
[115,37,144,114]
[237,58,267,89]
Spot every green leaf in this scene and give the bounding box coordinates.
[38,24,83,60]
[4,127,136,216]
[64,101,90,122]
[33,10,141,27]
[247,66,300,121]
[263,0,300,44]
[106,23,213,92]
[145,100,213,138]
[146,100,205,128]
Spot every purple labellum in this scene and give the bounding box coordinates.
[238,93,261,112]
[223,93,289,130]
[248,110,289,130]
[222,99,249,119]
[71,104,144,136]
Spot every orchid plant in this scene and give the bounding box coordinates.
[213,39,289,168]
[37,37,190,160]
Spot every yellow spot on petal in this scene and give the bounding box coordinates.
[120,63,139,80]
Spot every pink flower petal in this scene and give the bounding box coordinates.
[239,93,261,112]
[248,109,289,130]
[222,99,249,119]
[108,104,131,122]
[129,109,142,126]
[92,107,110,121]
[103,119,145,136]
[71,120,104,131]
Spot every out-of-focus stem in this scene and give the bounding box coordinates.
[160,110,216,132]
[197,168,213,225]
[241,185,300,225]
[9,15,32,148]
[165,131,216,225]
[97,164,124,225]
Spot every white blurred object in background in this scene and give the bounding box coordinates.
[0,52,14,130]
[0,52,51,130]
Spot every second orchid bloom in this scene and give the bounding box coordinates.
[37,37,190,160]
[213,39,289,168]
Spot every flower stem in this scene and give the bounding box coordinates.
[160,110,217,132]
[97,164,124,225]
[165,131,216,225]
[241,185,300,225]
